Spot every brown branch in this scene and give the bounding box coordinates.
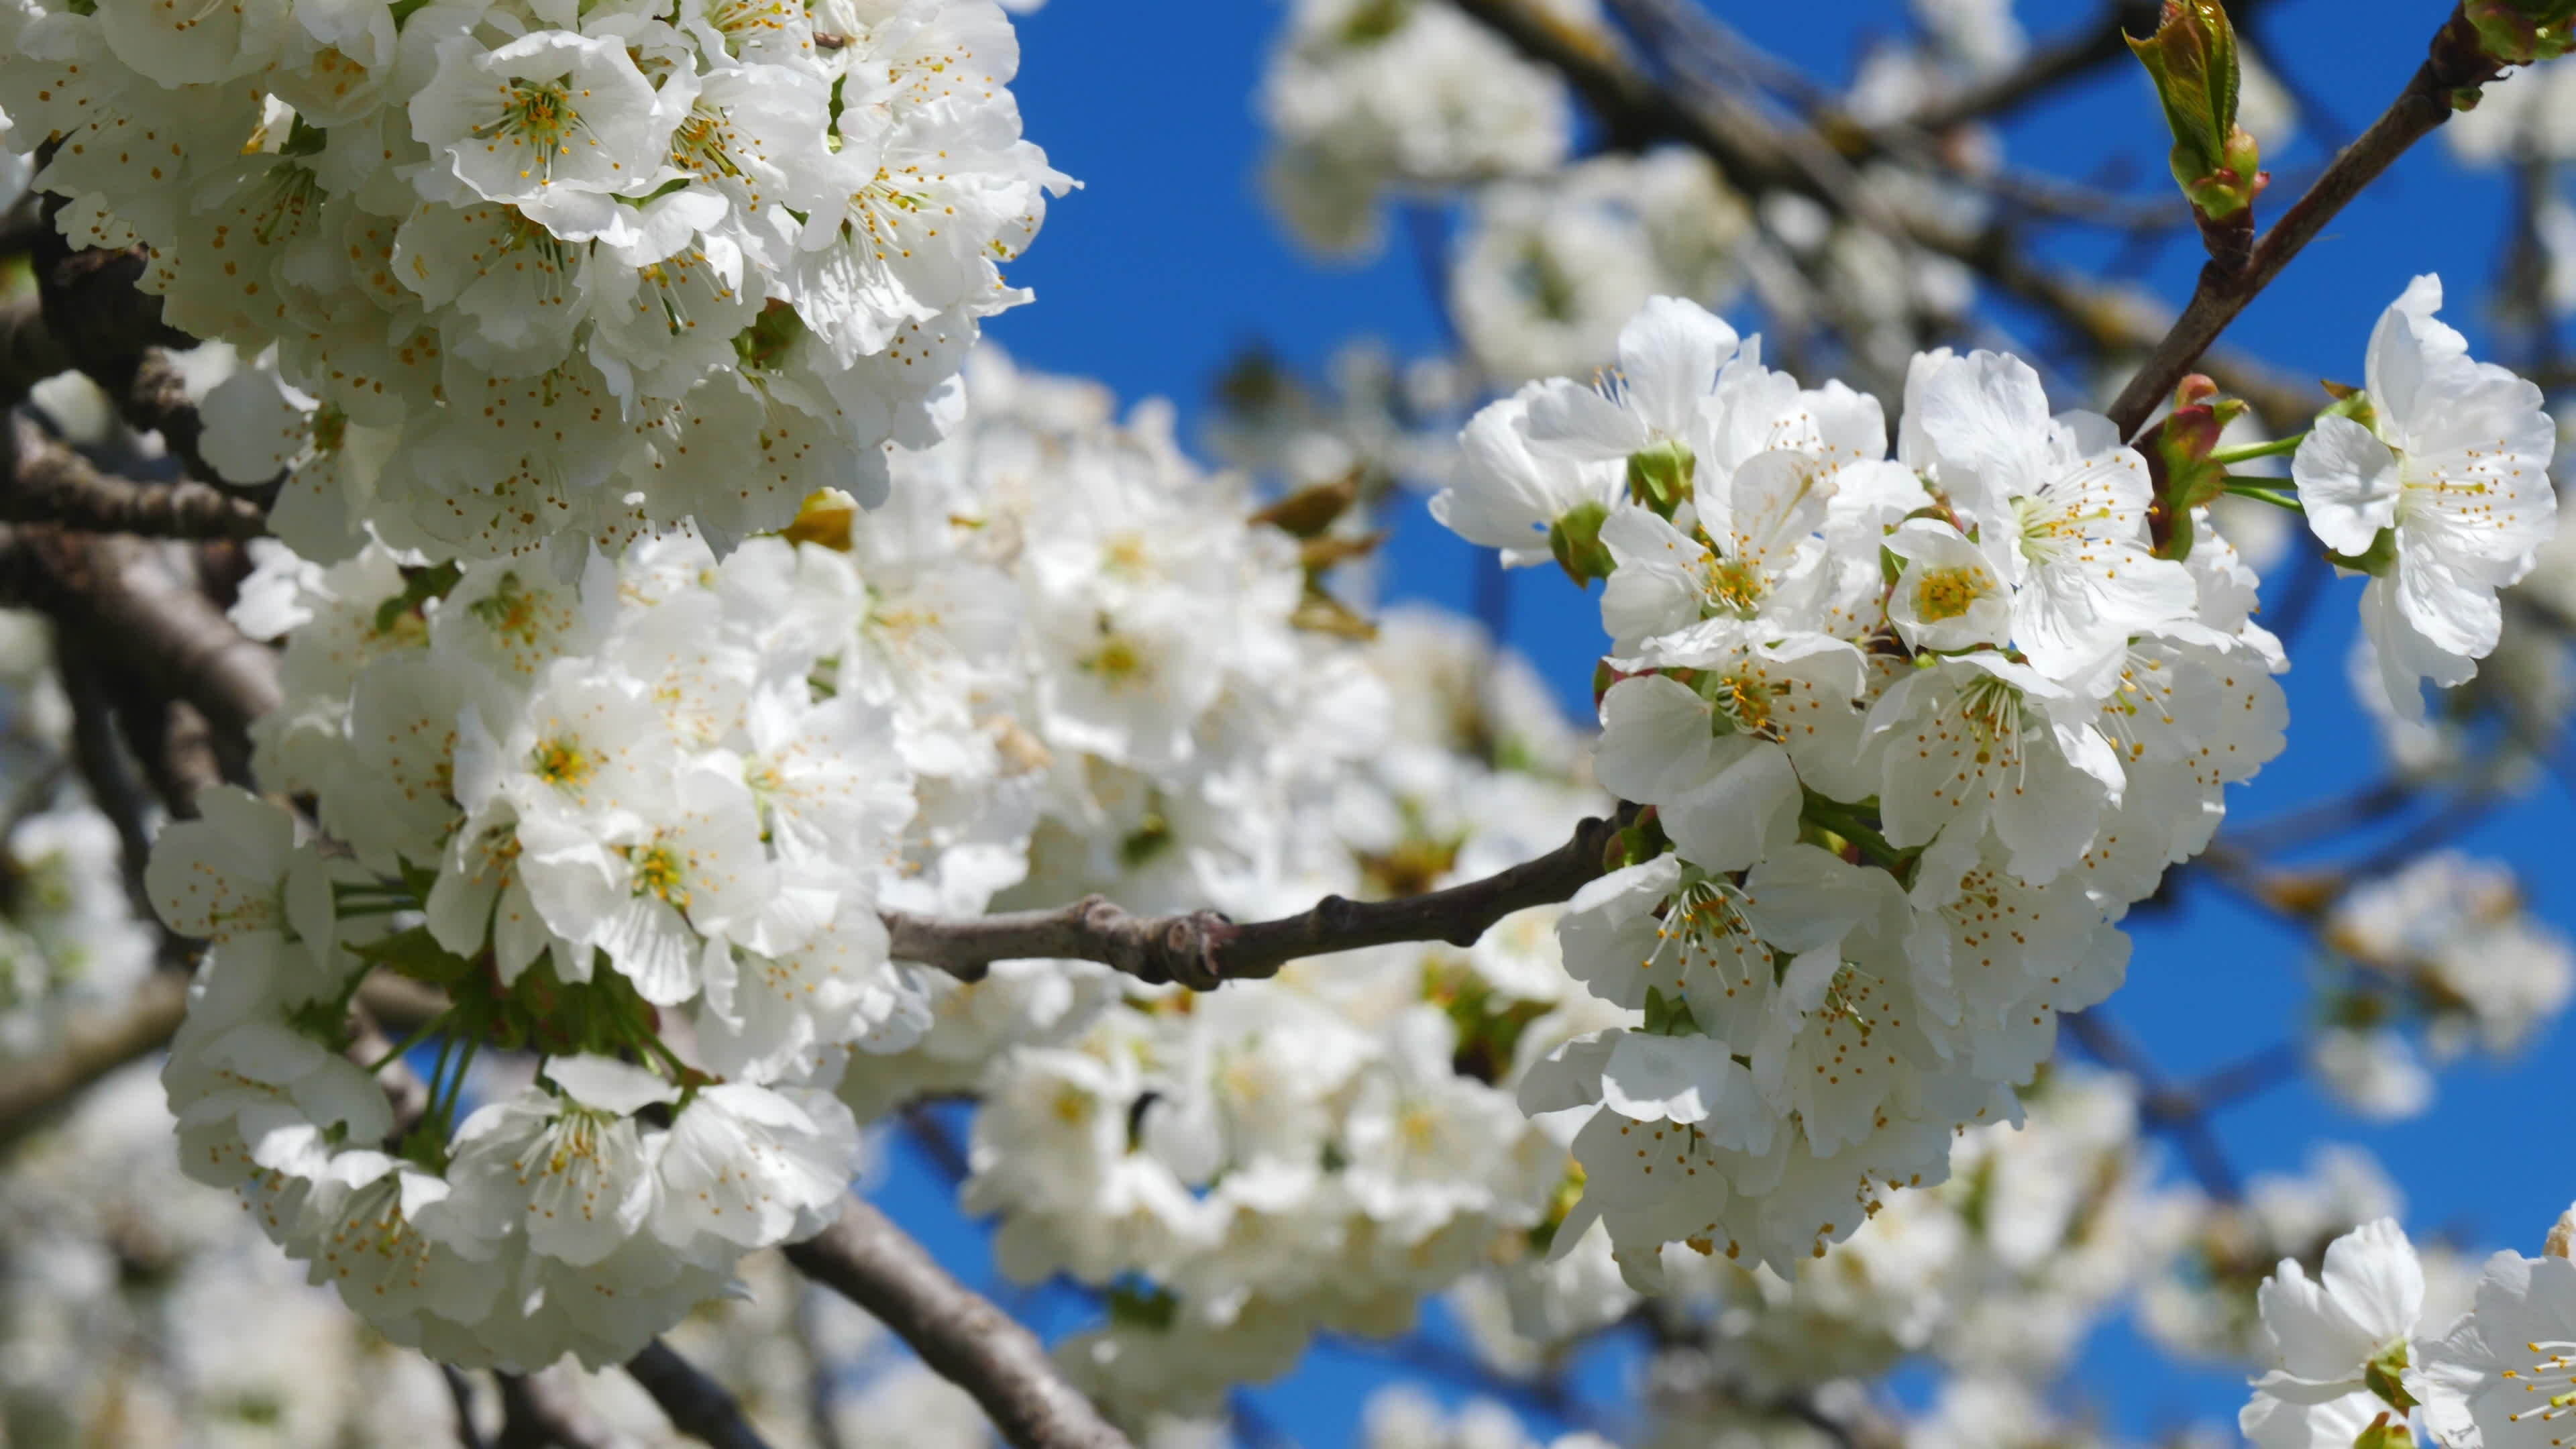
[624,1340,775,1449]
[0,525,281,737]
[30,209,224,482]
[882,804,1634,991]
[0,972,186,1148]
[1900,0,2168,137]
[494,1370,620,1449]
[1,416,265,539]
[1611,0,2184,233]
[785,1197,1135,1449]
[1447,0,2320,431]
[445,1366,489,1449]
[57,647,156,905]
[2102,9,2504,435]
[0,294,70,408]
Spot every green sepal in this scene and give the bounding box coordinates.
[1549,499,1617,588]
[2329,527,2400,578]
[1641,984,1703,1038]
[350,924,478,987]
[1624,439,1695,517]
[374,561,463,638]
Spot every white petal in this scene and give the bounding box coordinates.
[2292,415,2402,555]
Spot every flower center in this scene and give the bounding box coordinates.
[1911,564,1992,623]
[476,80,586,185]
[533,737,592,788]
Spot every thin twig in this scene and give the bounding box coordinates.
[2101,8,2502,435]
[881,805,1633,989]
[1445,0,2319,429]
[785,1196,1135,1449]
[2063,1010,2244,1200]
[625,1340,773,1449]
[1901,0,2168,137]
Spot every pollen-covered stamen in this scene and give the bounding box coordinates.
[474,78,596,186]
[1954,672,2031,774]
[668,106,769,209]
[1911,564,1994,623]
[1708,667,1786,741]
[1697,551,1766,617]
[2504,1339,2576,1433]
[2013,474,2125,570]
[2096,646,2178,765]
[844,164,946,263]
[242,164,323,248]
[699,0,799,54]
[533,737,593,788]
[627,841,691,908]
[1639,875,1770,1004]
[512,1102,623,1219]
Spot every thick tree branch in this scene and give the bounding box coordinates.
[883,804,1635,990]
[625,1340,774,1449]
[2102,9,2503,435]
[0,525,281,736]
[786,1197,1135,1449]
[1,416,265,539]
[0,971,186,1148]
[495,1370,621,1449]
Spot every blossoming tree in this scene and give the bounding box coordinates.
[0,0,2571,1444]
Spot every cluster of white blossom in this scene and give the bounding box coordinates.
[0,1061,461,1444]
[2309,851,2573,1122]
[2233,1204,2576,1449]
[0,801,157,1061]
[833,593,1619,1421]
[2292,276,2559,716]
[0,0,1064,562]
[134,345,1457,1369]
[1450,150,1750,388]
[1259,0,1591,257]
[0,1057,1011,1446]
[1428,290,2309,1281]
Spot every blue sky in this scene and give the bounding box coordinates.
[872,1,2575,1442]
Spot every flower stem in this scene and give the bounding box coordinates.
[2220,478,2304,511]
[2206,432,2306,466]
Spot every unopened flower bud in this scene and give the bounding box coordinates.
[2143,374,2246,560]
[2467,0,2576,64]
[2127,1,2266,219]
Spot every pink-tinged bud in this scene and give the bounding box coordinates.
[2140,376,2247,560]
[2127,1,2266,221]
